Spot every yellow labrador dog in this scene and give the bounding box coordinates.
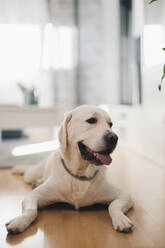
[6,105,133,234]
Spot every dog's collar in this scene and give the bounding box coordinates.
[60,157,99,181]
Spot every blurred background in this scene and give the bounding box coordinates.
[0,0,165,167]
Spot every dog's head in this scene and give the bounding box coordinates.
[59,105,118,166]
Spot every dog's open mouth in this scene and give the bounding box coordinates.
[78,142,112,166]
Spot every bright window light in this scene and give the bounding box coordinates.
[0,24,41,80]
[42,23,54,70]
[12,140,59,156]
[42,24,75,70]
[143,25,165,67]
[0,23,75,81]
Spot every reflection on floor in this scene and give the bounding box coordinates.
[0,146,165,248]
[0,127,59,167]
[0,138,52,167]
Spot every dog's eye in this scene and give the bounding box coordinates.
[86,117,97,124]
[109,122,113,128]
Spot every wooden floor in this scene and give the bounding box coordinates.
[0,146,165,248]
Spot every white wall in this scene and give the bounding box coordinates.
[112,1,165,167]
[143,0,165,107]
[110,105,165,167]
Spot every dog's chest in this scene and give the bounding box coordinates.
[68,180,95,209]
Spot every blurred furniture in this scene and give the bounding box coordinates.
[0,105,68,142]
[2,130,23,139]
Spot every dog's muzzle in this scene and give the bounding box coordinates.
[104,131,118,152]
[78,132,118,166]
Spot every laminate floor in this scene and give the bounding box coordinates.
[0,146,165,248]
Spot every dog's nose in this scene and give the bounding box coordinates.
[104,132,118,148]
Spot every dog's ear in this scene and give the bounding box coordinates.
[59,111,72,153]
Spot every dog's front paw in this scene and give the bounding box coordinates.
[6,216,30,234]
[111,213,134,233]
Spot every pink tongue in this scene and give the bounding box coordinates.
[95,153,112,165]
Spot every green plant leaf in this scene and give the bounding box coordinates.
[158,84,161,91]
[163,64,165,74]
[161,74,165,83]
[149,0,165,91]
[149,0,157,3]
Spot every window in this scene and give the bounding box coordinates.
[0,24,41,80]
[143,25,165,67]
[0,23,76,81]
[42,23,76,70]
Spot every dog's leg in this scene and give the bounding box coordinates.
[12,162,45,184]
[108,189,134,233]
[6,179,57,234]
[12,165,27,175]
[96,181,134,233]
